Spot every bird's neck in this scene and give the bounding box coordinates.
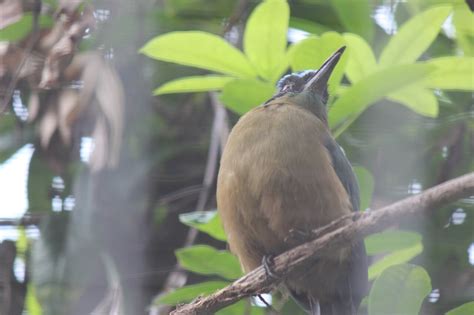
[292,93,329,126]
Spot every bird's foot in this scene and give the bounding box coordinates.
[262,255,280,280]
[284,229,311,244]
[352,212,363,221]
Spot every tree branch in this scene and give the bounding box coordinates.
[171,172,474,314]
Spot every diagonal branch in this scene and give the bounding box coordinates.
[171,172,474,315]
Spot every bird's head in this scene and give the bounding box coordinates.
[269,46,345,124]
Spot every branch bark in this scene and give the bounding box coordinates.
[171,172,474,314]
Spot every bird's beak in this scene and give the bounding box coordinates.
[303,46,346,94]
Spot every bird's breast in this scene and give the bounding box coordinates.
[217,103,352,270]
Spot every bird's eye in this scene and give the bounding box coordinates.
[281,84,292,92]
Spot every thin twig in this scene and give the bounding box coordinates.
[210,92,229,151]
[171,172,474,314]
[156,185,203,207]
[222,0,249,34]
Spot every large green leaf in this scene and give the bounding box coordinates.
[329,64,435,137]
[453,5,474,56]
[140,31,257,78]
[288,32,347,95]
[421,57,474,90]
[330,0,374,42]
[365,230,422,256]
[244,0,289,81]
[179,210,227,241]
[446,302,474,315]
[156,281,229,304]
[353,166,374,211]
[368,243,423,280]
[154,76,234,95]
[289,17,331,35]
[388,86,439,117]
[368,264,431,315]
[379,6,452,66]
[218,301,253,315]
[176,245,242,280]
[343,33,377,83]
[220,79,275,115]
[0,14,53,42]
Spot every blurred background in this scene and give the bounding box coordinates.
[0,0,473,314]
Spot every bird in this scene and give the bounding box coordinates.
[216,47,368,315]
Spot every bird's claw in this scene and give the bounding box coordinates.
[262,255,280,280]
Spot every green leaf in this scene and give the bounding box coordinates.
[421,57,474,90]
[353,166,374,211]
[388,86,438,117]
[154,76,234,95]
[453,5,474,56]
[368,264,432,315]
[343,33,377,83]
[217,301,250,315]
[288,32,347,95]
[25,284,42,315]
[289,17,331,35]
[365,230,422,255]
[16,227,28,259]
[176,245,242,280]
[140,31,257,78]
[220,79,275,115]
[179,210,227,241]
[244,0,289,81]
[156,281,229,304]
[0,14,53,42]
[330,0,374,42]
[329,64,435,137]
[446,302,474,315]
[379,6,452,66]
[368,243,423,280]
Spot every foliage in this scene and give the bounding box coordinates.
[141,0,474,313]
[155,281,229,304]
[446,302,474,315]
[179,210,227,241]
[365,230,424,280]
[141,1,472,138]
[367,264,432,315]
[175,245,242,280]
[0,0,472,314]
[353,166,374,211]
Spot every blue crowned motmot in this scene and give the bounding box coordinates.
[216,47,368,315]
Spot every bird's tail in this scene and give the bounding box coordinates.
[290,290,358,315]
[289,290,320,315]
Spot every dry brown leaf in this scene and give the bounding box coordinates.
[58,0,84,16]
[39,5,95,88]
[62,52,124,170]
[27,90,40,121]
[93,60,124,168]
[89,115,107,172]
[38,103,58,148]
[2,0,123,171]
[57,88,79,145]
[0,45,42,80]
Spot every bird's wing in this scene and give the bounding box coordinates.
[324,139,360,212]
[323,138,369,313]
